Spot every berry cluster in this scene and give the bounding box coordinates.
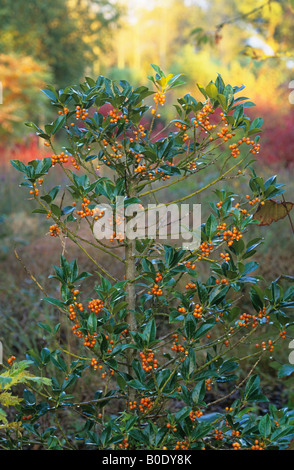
[214,429,223,440]
[217,222,227,235]
[193,303,203,319]
[189,409,203,421]
[148,272,163,296]
[51,152,69,165]
[139,350,158,371]
[185,261,196,270]
[251,439,266,450]
[238,312,259,328]
[75,106,88,120]
[194,103,215,131]
[88,298,104,315]
[205,378,212,391]
[232,442,241,450]
[280,330,287,339]
[220,252,230,262]
[49,224,60,237]
[198,241,214,259]
[256,340,274,352]
[174,439,189,450]
[22,415,32,421]
[58,106,69,115]
[153,92,165,105]
[171,334,188,358]
[223,227,242,246]
[118,438,129,449]
[7,355,16,366]
[83,333,97,348]
[185,281,196,289]
[215,278,229,285]
[166,423,177,432]
[139,397,154,413]
[76,198,93,218]
[90,357,99,370]
[29,182,39,196]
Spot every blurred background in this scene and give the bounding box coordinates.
[0,0,293,399]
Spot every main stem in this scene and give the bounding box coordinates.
[124,186,137,402]
[125,237,137,332]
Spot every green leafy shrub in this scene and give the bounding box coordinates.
[4,65,294,450]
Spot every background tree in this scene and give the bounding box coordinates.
[0,0,120,88]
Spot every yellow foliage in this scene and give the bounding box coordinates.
[0,360,51,431]
[0,53,50,137]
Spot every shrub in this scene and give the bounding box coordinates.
[5,65,294,450]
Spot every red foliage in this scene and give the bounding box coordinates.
[248,105,294,169]
[0,135,51,166]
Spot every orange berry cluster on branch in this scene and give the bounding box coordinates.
[29,182,39,196]
[108,108,129,124]
[58,106,69,115]
[148,272,163,296]
[205,378,212,391]
[217,223,227,235]
[189,409,203,421]
[118,438,129,449]
[139,350,158,371]
[7,355,16,366]
[216,125,234,143]
[71,322,82,338]
[246,195,262,206]
[174,439,189,450]
[166,423,177,432]
[139,397,154,413]
[220,252,230,262]
[228,142,240,158]
[185,261,196,270]
[68,304,78,321]
[178,306,187,314]
[193,303,203,319]
[258,307,270,323]
[101,368,115,380]
[70,157,80,170]
[238,136,260,155]
[76,198,93,218]
[129,400,137,410]
[280,330,287,339]
[174,121,187,131]
[22,415,32,421]
[238,312,259,328]
[171,334,188,358]
[214,429,223,440]
[90,357,99,370]
[84,333,97,348]
[223,227,242,246]
[153,92,165,105]
[75,106,88,120]
[194,103,216,131]
[49,224,60,237]
[185,281,196,289]
[51,152,69,165]
[232,442,241,450]
[255,340,274,352]
[198,241,214,259]
[251,440,266,450]
[88,298,104,315]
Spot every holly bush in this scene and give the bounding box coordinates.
[4,65,294,450]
